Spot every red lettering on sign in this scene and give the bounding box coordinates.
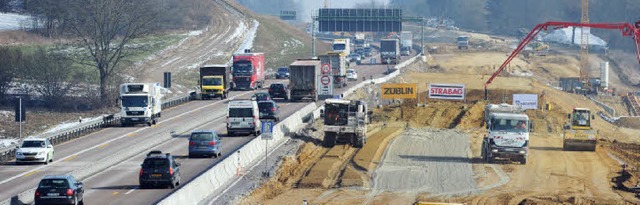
[431,88,463,95]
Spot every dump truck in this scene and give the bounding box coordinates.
[481,104,531,164]
[199,65,231,100]
[289,59,321,102]
[322,99,368,148]
[119,83,164,127]
[400,31,413,56]
[232,50,265,90]
[380,39,400,64]
[456,36,469,49]
[318,52,348,88]
[563,108,597,151]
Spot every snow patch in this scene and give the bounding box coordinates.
[0,138,18,149]
[542,27,607,47]
[225,21,247,45]
[42,116,105,135]
[0,12,32,31]
[0,110,12,118]
[188,30,205,36]
[235,20,260,54]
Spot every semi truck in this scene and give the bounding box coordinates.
[289,59,321,102]
[332,38,350,56]
[232,50,265,90]
[199,65,231,100]
[119,83,164,127]
[318,52,348,88]
[322,99,369,148]
[400,31,413,56]
[563,108,597,151]
[481,104,531,164]
[380,39,400,64]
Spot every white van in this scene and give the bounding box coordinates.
[227,100,261,136]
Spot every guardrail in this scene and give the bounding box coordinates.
[0,93,194,164]
[588,95,616,116]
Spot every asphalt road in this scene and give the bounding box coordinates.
[0,52,415,204]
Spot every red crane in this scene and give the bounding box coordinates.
[484,21,640,100]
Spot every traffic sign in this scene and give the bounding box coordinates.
[321,75,331,85]
[321,63,331,74]
[261,121,274,140]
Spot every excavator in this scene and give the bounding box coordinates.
[563,108,597,151]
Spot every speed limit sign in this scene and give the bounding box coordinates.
[321,63,331,74]
[321,75,331,85]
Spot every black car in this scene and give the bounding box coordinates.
[139,150,181,189]
[275,67,289,79]
[35,175,84,205]
[258,100,280,121]
[251,92,271,101]
[268,83,289,100]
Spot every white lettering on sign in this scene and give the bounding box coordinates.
[428,83,465,100]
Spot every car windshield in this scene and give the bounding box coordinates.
[143,158,169,168]
[332,44,346,51]
[39,179,69,189]
[277,68,288,73]
[122,96,148,107]
[233,61,253,73]
[490,118,528,133]
[229,108,254,117]
[191,132,215,141]
[270,84,284,89]
[202,78,222,86]
[21,140,45,148]
[347,70,355,74]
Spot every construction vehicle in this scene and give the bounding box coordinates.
[456,36,469,49]
[332,38,350,57]
[380,39,400,64]
[232,50,265,90]
[321,99,368,148]
[481,104,531,164]
[199,65,231,100]
[318,52,348,88]
[563,108,597,151]
[119,83,164,127]
[289,59,321,102]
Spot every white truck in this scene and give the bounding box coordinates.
[400,31,413,56]
[119,83,164,127]
[321,99,369,148]
[332,38,350,57]
[481,103,531,164]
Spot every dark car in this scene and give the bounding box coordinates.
[35,175,84,205]
[251,92,271,101]
[275,67,289,79]
[268,83,289,100]
[188,130,222,158]
[139,150,181,189]
[258,100,280,121]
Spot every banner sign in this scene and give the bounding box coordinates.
[428,83,465,100]
[513,94,538,110]
[381,83,417,99]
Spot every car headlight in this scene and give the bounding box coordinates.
[491,149,499,153]
[519,150,526,154]
[38,151,45,155]
[16,152,22,155]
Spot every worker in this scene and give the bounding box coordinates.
[515,120,527,131]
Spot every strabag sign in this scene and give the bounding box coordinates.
[513,94,538,110]
[428,83,465,100]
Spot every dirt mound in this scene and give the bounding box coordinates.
[456,101,486,130]
[298,145,356,188]
[616,117,640,129]
[372,101,466,129]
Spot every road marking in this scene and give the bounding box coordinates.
[98,143,110,149]
[125,188,136,195]
[23,170,39,177]
[112,191,119,196]
[64,155,78,162]
[0,92,253,186]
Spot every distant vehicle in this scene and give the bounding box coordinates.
[275,67,290,79]
[346,69,358,81]
[188,131,222,158]
[227,100,261,136]
[457,35,469,49]
[380,39,400,64]
[289,59,321,102]
[363,47,373,57]
[119,83,164,127]
[332,38,350,56]
[481,104,531,165]
[15,138,54,165]
[563,108,597,151]
[199,65,231,100]
[139,150,181,189]
[268,83,289,100]
[232,50,265,90]
[400,31,413,56]
[348,53,361,62]
[258,100,280,122]
[322,99,369,148]
[35,175,84,205]
[251,92,271,101]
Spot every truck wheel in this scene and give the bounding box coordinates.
[152,119,157,125]
[487,156,494,164]
[220,95,224,100]
[520,157,527,165]
[323,132,336,147]
[353,136,364,148]
[227,130,233,136]
[147,122,152,126]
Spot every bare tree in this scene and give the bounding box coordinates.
[0,47,22,105]
[64,0,158,107]
[23,48,84,108]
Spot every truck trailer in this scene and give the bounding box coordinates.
[380,39,400,64]
[199,65,231,100]
[232,50,265,90]
[289,59,321,102]
[119,83,164,127]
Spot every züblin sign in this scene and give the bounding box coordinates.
[381,83,417,99]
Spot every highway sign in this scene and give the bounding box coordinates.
[261,121,274,140]
[321,63,331,74]
[317,75,333,96]
[321,75,331,85]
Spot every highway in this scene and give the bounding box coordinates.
[0,52,416,204]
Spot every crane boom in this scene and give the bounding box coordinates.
[484,21,640,100]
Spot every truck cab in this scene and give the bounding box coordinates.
[120,83,163,127]
[482,113,531,164]
[456,36,469,49]
[232,51,265,90]
[332,38,350,57]
[200,65,230,100]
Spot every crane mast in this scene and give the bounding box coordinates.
[579,0,590,91]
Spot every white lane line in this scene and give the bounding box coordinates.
[0,92,250,186]
[125,188,137,195]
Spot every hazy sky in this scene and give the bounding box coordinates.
[296,0,391,22]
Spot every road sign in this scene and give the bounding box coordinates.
[321,63,331,74]
[261,121,274,140]
[321,75,331,85]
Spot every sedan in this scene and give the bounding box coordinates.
[346,69,358,81]
[35,175,84,205]
[251,92,271,101]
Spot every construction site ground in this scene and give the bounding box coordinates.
[238,46,640,205]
